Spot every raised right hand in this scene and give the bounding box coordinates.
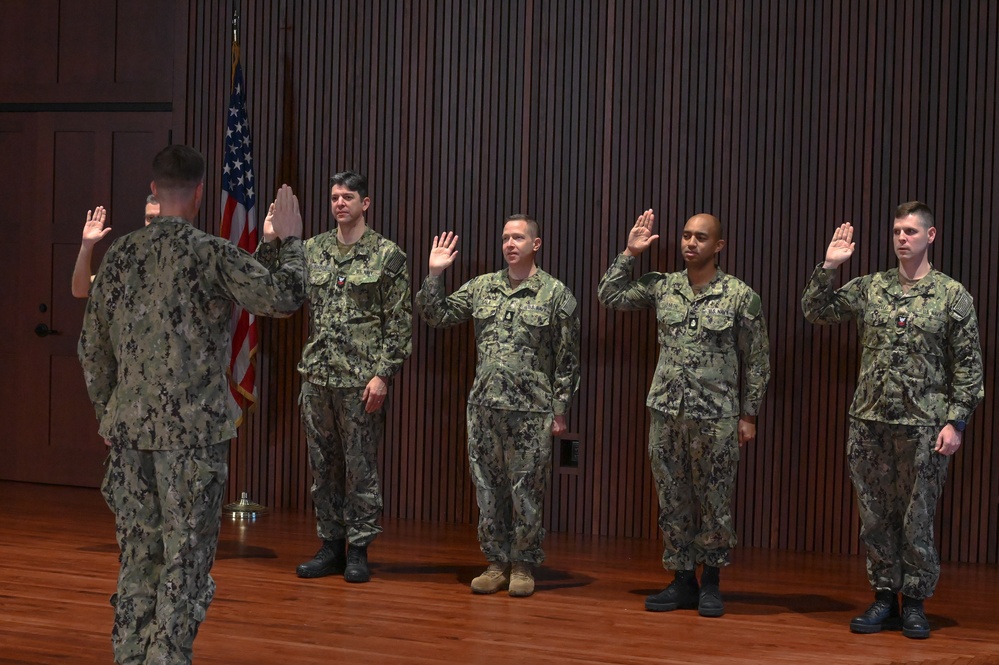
[82,206,111,248]
[624,209,659,257]
[262,202,277,242]
[823,222,856,268]
[429,231,459,276]
[270,185,303,240]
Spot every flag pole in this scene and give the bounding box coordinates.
[223,3,266,520]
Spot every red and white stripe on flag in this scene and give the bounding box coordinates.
[220,57,259,416]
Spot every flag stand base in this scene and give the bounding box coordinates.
[224,491,267,520]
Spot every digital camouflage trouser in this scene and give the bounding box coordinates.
[301,382,385,546]
[848,418,948,599]
[101,442,228,665]
[649,410,739,570]
[467,404,553,565]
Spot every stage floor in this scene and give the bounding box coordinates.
[1,481,996,664]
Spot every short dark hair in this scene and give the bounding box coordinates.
[894,201,934,229]
[329,170,368,198]
[152,145,205,189]
[504,213,540,239]
[146,194,158,205]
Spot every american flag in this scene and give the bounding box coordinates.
[220,55,258,419]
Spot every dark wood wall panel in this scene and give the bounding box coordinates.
[182,1,998,564]
[0,0,177,103]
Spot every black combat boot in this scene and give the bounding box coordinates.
[698,565,725,617]
[901,595,931,639]
[296,539,346,578]
[344,544,370,583]
[645,569,699,612]
[849,590,900,633]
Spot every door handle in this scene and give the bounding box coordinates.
[34,323,61,337]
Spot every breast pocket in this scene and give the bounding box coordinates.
[346,271,381,311]
[861,309,891,349]
[700,311,735,350]
[307,268,332,301]
[657,307,686,344]
[520,309,551,328]
[472,301,500,322]
[909,315,946,356]
[701,312,734,332]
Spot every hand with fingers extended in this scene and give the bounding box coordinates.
[82,206,111,248]
[262,202,277,242]
[823,222,856,269]
[269,185,303,240]
[624,209,659,257]
[429,231,459,276]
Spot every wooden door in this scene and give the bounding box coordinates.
[0,112,172,486]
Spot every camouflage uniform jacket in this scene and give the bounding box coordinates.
[416,269,580,415]
[291,227,412,387]
[801,265,983,425]
[598,254,771,418]
[78,217,307,450]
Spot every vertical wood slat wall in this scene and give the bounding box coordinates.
[184,1,998,564]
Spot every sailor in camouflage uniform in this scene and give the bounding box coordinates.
[802,202,983,639]
[598,210,770,617]
[292,171,412,584]
[78,146,307,665]
[416,215,580,597]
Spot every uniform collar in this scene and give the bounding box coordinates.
[674,267,726,301]
[493,267,545,295]
[332,227,376,263]
[876,266,940,298]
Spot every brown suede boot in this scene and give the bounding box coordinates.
[508,562,535,597]
[471,562,509,594]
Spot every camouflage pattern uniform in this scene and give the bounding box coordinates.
[79,217,306,665]
[416,269,580,565]
[802,265,983,598]
[292,227,412,546]
[598,254,771,571]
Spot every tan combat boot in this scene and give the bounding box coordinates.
[470,562,509,594]
[508,562,535,597]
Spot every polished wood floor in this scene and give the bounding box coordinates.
[1,481,997,665]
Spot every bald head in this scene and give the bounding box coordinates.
[686,213,723,241]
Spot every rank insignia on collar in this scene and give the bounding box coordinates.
[689,317,699,331]
[505,310,514,322]
[895,314,908,331]
[336,275,346,287]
